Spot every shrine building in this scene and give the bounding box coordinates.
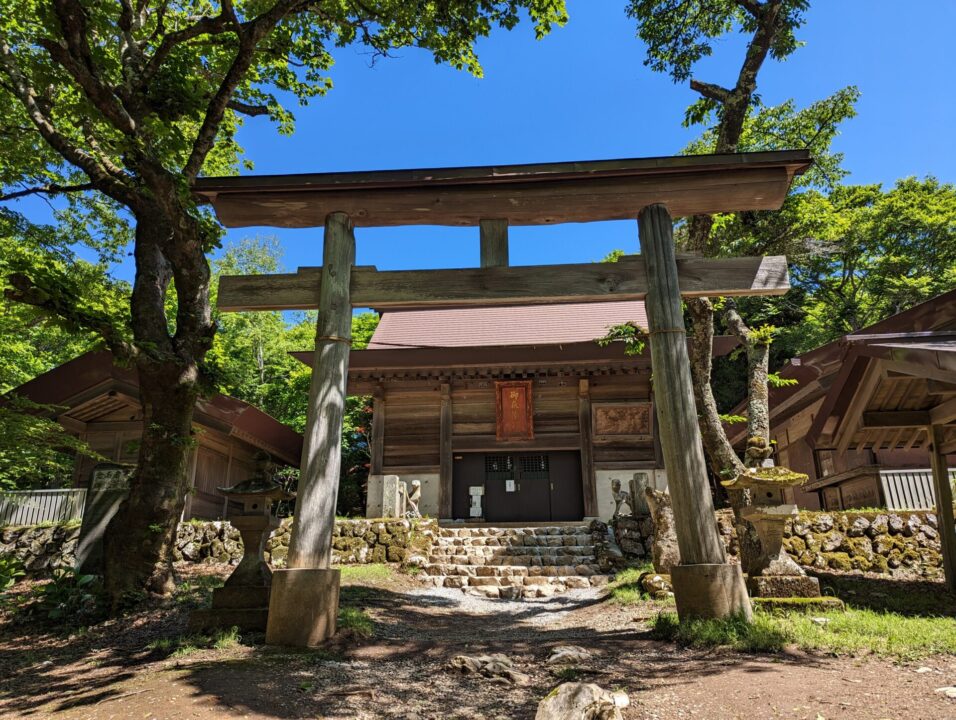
[294,299,735,523]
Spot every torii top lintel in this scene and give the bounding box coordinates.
[194,150,811,229]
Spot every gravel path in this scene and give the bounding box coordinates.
[4,567,956,720]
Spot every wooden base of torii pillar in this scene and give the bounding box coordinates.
[639,204,752,621]
[266,211,354,647]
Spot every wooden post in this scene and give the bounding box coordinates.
[439,382,453,519]
[638,203,750,620]
[929,424,956,592]
[370,384,385,476]
[578,378,597,517]
[287,212,356,569]
[479,219,509,268]
[182,446,198,521]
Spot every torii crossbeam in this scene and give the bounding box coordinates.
[195,150,811,646]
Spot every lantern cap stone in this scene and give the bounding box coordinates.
[721,465,809,491]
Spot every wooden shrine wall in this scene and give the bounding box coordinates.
[379,373,657,471]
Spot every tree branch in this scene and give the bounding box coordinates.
[5,273,135,361]
[735,0,764,18]
[0,182,95,202]
[42,0,138,135]
[689,78,731,104]
[182,0,307,179]
[227,100,271,116]
[0,40,135,207]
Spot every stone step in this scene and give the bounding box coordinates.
[438,525,591,539]
[434,534,592,547]
[429,544,595,557]
[421,573,611,599]
[424,562,602,577]
[427,553,596,567]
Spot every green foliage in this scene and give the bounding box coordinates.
[607,564,655,604]
[600,249,626,263]
[596,321,648,356]
[767,372,797,388]
[0,396,105,490]
[685,89,860,193]
[0,210,130,393]
[652,611,789,653]
[627,1,808,84]
[25,568,105,627]
[338,606,375,638]
[787,178,956,345]
[0,554,25,592]
[652,606,956,659]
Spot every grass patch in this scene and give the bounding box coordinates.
[782,608,956,660]
[652,612,788,653]
[607,564,659,605]
[173,574,225,607]
[651,607,956,660]
[147,625,243,658]
[337,607,374,638]
[337,564,392,583]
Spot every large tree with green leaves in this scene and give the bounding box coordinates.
[0,0,566,607]
[628,0,856,481]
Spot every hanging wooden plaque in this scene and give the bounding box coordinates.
[495,380,534,440]
[592,402,654,442]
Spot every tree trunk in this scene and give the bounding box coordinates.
[102,202,213,608]
[102,361,199,604]
[686,297,745,482]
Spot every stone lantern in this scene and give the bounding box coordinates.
[722,462,821,599]
[189,452,293,632]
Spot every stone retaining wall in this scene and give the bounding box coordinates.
[783,510,942,579]
[173,517,437,567]
[1,510,947,582]
[0,524,81,574]
[264,517,437,567]
[614,509,946,581]
[1,518,437,576]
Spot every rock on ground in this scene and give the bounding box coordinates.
[535,682,627,720]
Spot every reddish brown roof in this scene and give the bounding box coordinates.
[726,288,956,446]
[368,301,649,350]
[9,352,303,465]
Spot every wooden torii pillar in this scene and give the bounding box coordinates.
[265,212,354,646]
[196,151,810,643]
[639,204,750,619]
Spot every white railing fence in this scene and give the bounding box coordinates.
[880,468,956,511]
[0,488,87,527]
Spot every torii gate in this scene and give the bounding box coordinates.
[195,150,811,646]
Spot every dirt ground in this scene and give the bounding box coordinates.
[1,564,955,720]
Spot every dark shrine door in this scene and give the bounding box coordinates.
[452,451,583,522]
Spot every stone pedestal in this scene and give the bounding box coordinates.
[746,574,820,599]
[188,458,292,633]
[265,568,341,647]
[742,504,822,599]
[670,563,752,621]
[189,514,275,632]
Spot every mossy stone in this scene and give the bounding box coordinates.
[386,545,407,563]
[786,536,807,555]
[369,544,387,564]
[869,554,889,574]
[823,552,853,572]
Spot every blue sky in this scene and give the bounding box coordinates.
[21,1,956,280]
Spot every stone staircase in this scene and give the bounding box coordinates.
[421,524,610,599]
